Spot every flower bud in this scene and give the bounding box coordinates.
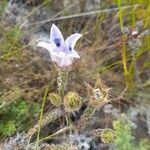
[100,128,115,144]
[64,92,81,112]
[48,93,62,107]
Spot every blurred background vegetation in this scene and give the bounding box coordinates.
[0,0,150,149]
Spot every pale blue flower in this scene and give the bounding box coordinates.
[37,24,82,67]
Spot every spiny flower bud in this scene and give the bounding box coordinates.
[84,78,110,109]
[90,87,110,109]
[48,93,62,107]
[100,128,115,144]
[64,92,81,112]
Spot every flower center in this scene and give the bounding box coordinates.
[54,38,61,47]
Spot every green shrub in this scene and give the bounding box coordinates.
[135,139,150,150]
[0,98,28,136]
[113,116,134,150]
[0,121,16,136]
[0,96,41,137]
[1,98,28,120]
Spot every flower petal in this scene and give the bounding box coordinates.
[65,33,82,50]
[51,55,72,67]
[67,50,80,59]
[37,41,54,54]
[59,58,73,67]
[50,24,64,47]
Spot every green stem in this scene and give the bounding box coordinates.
[122,36,128,75]
[35,86,49,149]
[117,0,130,88]
[131,0,135,28]
[117,0,123,31]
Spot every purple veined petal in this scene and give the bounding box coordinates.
[50,54,60,64]
[58,58,73,67]
[67,50,80,59]
[65,33,82,50]
[51,52,65,61]
[58,51,68,58]
[37,41,54,54]
[50,24,64,47]
[51,55,72,67]
[51,51,66,61]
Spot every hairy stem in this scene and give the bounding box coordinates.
[57,70,68,101]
